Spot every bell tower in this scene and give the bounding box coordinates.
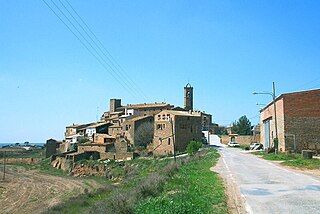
[184,83,193,111]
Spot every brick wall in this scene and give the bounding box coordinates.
[283,90,320,152]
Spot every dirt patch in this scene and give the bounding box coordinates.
[211,156,247,214]
[0,165,102,214]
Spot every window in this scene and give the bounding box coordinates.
[163,124,166,129]
[168,138,171,145]
[157,124,162,130]
[126,125,129,131]
[158,115,161,120]
[190,125,193,132]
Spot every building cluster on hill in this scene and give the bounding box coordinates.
[46,83,216,162]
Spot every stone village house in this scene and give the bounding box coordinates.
[152,110,202,156]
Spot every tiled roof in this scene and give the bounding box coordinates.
[160,110,201,117]
[118,103,171,110]
[86,122,108,129]
[127,115,152,122]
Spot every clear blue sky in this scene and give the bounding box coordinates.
[1,0,320,143]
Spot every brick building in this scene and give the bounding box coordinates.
[260,89,320,152]
[153,110,202,156]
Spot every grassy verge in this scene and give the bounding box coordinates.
[134,149,227,214]
[46,149,227,214]
[252,151,320,169]
[46,157,172,213]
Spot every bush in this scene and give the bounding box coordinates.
[186,141,202,155]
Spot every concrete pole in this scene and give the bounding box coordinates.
[273,82,278,154]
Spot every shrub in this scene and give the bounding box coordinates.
[186,141,202,155]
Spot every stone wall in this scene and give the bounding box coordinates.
[221,135,255,145]
[72,162,106,177]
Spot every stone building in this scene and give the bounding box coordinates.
[122,115,154,146]
[93,133,115,144]
[85,122,112,141]
[153,110,202,156]
[260,89,320,152]
[101,99,173,122]
[77,135,134,160]
[65,123,93,139]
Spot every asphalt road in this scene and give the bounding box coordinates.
[217,147,320,214]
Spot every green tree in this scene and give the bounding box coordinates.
[231,115,253,135]
[186,141,202,155]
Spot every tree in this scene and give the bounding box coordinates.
[186,141,202,155]
[134,122,154,148]
[231,115,253,135]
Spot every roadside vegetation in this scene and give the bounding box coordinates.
[253,151,320,169]
[135,149,227,214]
[46,148,227,214]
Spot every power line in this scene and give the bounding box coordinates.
[49,0,141,101]
[43,0,142,102]
[57,0,147,100]
[63,0,149,100]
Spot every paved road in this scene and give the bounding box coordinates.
[216,148,320,214]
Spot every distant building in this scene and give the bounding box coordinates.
[260,89,320,152]
[65,123,93,138]
[85,122,112,141]
[153,110,202,156]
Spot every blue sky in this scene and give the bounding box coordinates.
[1,0,320,143]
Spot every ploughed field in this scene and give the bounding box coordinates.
[0,165,101,214]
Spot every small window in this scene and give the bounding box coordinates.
[187,117,190,120]
[168,138,171,145]
[163,124,166,129]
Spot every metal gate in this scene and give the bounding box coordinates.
[264,120,270,148]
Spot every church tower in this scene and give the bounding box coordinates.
[184,83,193,111]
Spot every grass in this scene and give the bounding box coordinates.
[4,158,68,177]
[46,149,227,214]
[134,149,227,214]
[45,157,172,214]
[253,151,320,169]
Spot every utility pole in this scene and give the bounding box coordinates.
[2,151,6,181]
[170,118,176,163]
[253,82,279,154]
[272,82,279,154]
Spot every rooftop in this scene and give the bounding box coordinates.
[127,115,152,122]
[160,110,201,117]
[118,102,171,110]
[86,122,109,129]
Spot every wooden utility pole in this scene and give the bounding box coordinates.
[170,118,176,163]
[2,151,6,181]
